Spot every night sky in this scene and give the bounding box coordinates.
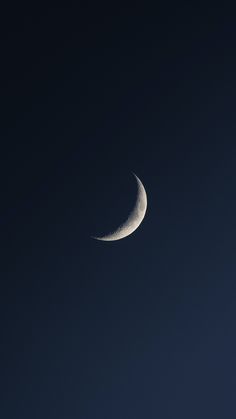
[1,4,236,418]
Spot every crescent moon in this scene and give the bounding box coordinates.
[93,173,147,241]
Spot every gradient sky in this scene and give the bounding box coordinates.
[1,4,236,418]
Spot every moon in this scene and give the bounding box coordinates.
[93,173,147,241]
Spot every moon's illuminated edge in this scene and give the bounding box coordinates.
[92,173,147,242]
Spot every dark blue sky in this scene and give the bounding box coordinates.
[1,4,236,418]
